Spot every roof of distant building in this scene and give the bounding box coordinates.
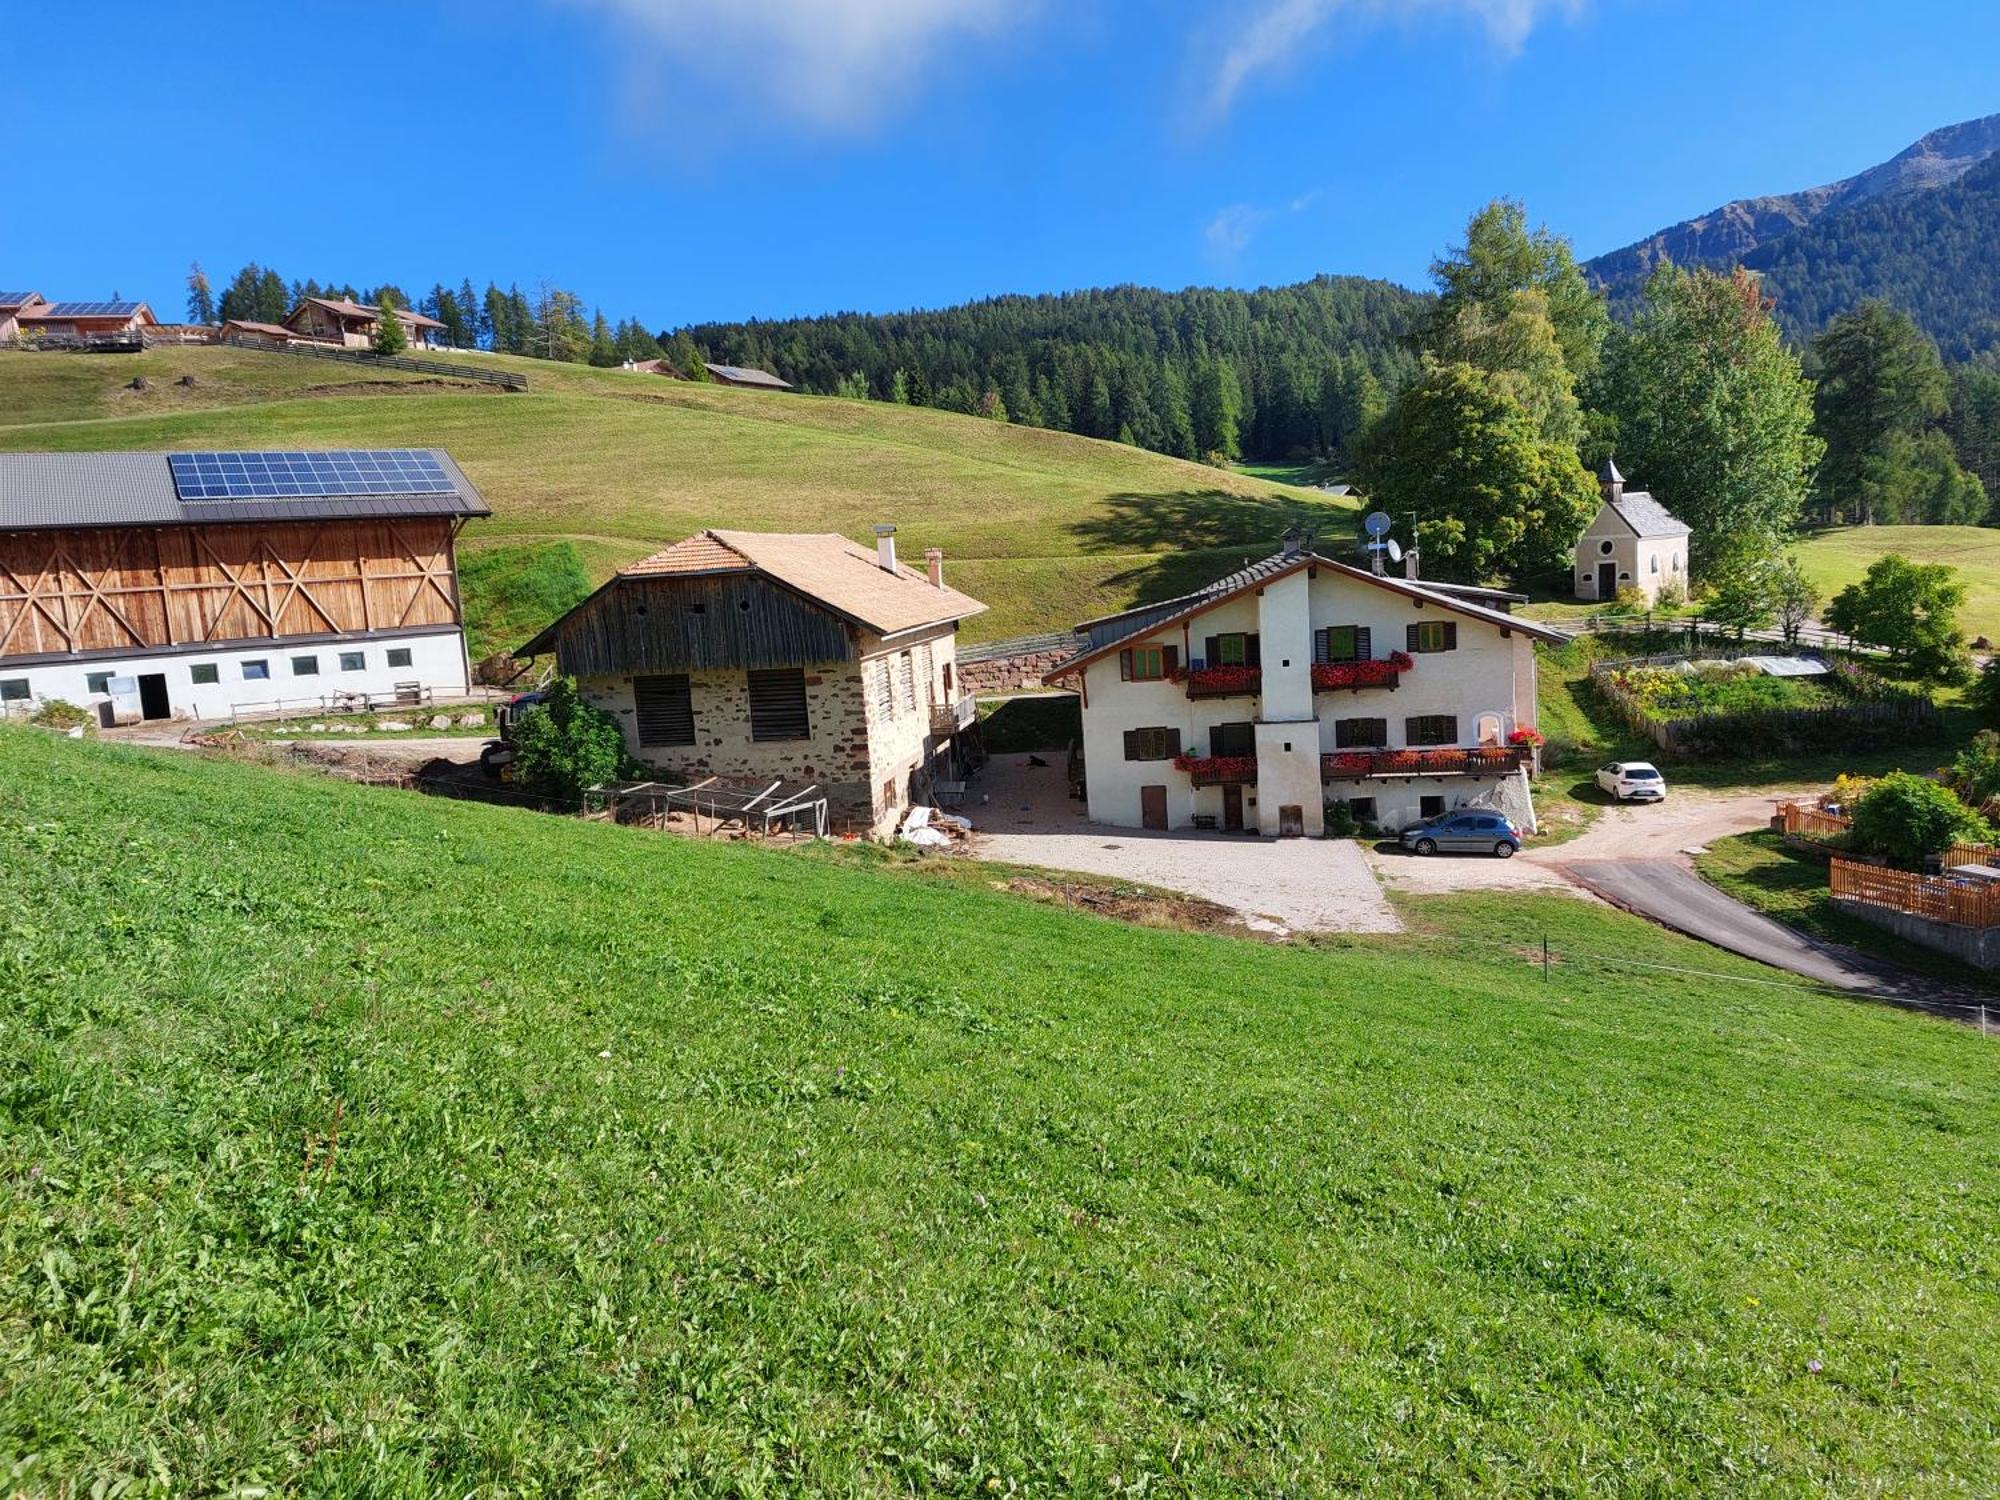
[20,300,152,320]
[0,449,490,531]
[291,296,446,329]
[0,291,43,311]
[704,362,792,389]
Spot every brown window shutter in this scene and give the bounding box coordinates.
[1313,628,1327,664]
[1245,634,1261,667]
[1123,729,1141,760]
[1355,626,1372,661]
[1162,643,1180,674]
[1204,635,1220,666]
[1443,622,1458,650]
[1166,727,1182,757]
[1405,622,1420,652]
[1119,648,1134,681]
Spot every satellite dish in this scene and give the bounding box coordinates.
[1363,510,1392,538]
[1387,538,1403,564]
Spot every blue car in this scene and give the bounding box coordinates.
[1400,811,1523,858]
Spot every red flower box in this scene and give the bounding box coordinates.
[1507,726,1545,748]
[1172,752,1257,784]
[1311,651,1413,692]
[1176,663,1262,695]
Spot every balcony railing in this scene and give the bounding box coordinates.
[1322,746,1527,779]
[930,694,977,735]
[1173,752,1256,786]
[1173,664,1261,699]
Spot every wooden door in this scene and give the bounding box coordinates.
[1140,785,1168,830]
[1597,562,1617,598]
[1221,785,1244,832]
[1278,804,1304,838]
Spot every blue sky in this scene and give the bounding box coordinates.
[3,1,1995,329]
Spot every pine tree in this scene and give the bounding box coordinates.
[505,285,532,355]
[185,262,215,325]
[1189,359,1241,461]
[481,284,507,353]
[373,290,408,355]
[459,279,482,348]
[588,309,619,367]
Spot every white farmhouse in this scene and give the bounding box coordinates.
[1573,460,1691,605]
[1045,532,1570,837]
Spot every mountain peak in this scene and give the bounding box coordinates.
[1585,111,2000,289]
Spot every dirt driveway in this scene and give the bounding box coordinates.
[1365,784,1822,897]
[968,757,1401,935]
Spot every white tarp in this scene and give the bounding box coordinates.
[1738,655,1831,678]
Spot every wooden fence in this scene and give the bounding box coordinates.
[221,332,527,390]
[1831,857,2000,928]
[1777,802,1853,846]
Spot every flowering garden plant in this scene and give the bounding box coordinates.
[1173,663,1263,694]
[1310,651,1413,692]
[1171,751,1257,781]
[1506,726,1545,748]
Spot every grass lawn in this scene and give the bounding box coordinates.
[1793,526,2000,644]
[0,348,1359,646]
[1694,830,2000,997]
[3,727,1998,1491]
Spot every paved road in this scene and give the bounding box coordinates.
[1565,858,1993,1018]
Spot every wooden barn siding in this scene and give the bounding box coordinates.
[552,575,854,677]
[0,519,460,659]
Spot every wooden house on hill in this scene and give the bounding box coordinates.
[519,526,984,832]
[283,297,446,349]
[14,300,157,347]
[0,291,47,342]
[703,362,792,391]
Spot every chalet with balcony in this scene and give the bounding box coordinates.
[283,297,446,349]
[1044,532,1569,837]
[14,299,158,347]
[517,527,983,834]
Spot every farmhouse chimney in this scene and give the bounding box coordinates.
[873,524,898,574]
[924,547,945,589]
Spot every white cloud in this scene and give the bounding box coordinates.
[570,0,1027,136]
[1206,0,1589,120]
[1205,203,1271,257]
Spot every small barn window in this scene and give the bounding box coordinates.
[291,655,319,676]
[634,673,696,746]
[748,668,810,741]
[241,660,270,681]
[871,659,895,718]
[190,663,219,685]
[386,648,413,668]
[0,678,27,702]
[339,651,366,671]
[86,671,113,694]
[897,651,916,713]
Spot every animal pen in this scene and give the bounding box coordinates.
[586,776,830,838]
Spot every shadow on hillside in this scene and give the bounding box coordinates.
[1071,489,1358,607]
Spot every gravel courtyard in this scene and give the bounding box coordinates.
[967,757,1401,935]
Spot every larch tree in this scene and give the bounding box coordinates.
[185,262,215,325]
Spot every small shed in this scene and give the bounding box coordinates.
[1574,460,1690,605]
[704,362,792,391]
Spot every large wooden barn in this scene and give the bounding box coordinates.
[519,527,984,833]
[0,450,490,722]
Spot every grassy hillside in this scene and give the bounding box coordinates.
[3,726,1997,1491]
[1793,525,2000,643]
[0,347,1356,644]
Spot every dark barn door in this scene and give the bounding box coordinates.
[1140,785,1168,830]
[1221,785,1244,832]
[137,673,170,720]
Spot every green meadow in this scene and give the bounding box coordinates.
[0,347,1357,645]
[2,727,1995,1493]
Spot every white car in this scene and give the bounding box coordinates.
[1597,760,1668,803]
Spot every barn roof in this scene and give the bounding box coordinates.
[0,450,491,531]
[0,291,42,311]
[518,529,985,656]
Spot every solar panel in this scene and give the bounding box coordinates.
[42,300,143,317]
[167,450,458,501]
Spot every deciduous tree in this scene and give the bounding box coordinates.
[1823,553,1970,682]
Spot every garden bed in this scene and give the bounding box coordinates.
[1590,653,1936,758]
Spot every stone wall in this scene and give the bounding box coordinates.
[957,632,1084,696]
[1833,896,2000,971]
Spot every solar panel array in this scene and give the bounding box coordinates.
[41,300,144,317]
[167,450,458,501]
[0,292,37,307]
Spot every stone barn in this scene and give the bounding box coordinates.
[517,527,985,834]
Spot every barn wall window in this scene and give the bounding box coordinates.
[385,647,413,669]
[748,668,810,741]
[339,651,366,671]
[241,659,270,681]
[634,673,697,746]
[897,650,916,713]
[85,671,114,694]
[190,663,219,685]
[291,655,319,676]
[0,678,27,702]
